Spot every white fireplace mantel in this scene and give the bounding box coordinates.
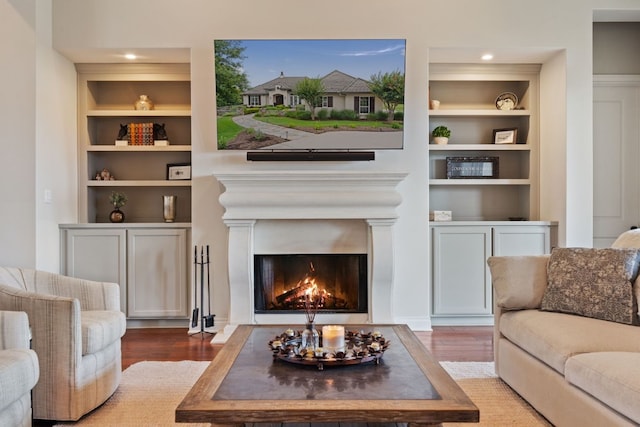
[212,170,408,343]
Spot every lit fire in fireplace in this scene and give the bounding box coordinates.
[273,262,347,310]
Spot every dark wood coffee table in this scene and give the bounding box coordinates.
[176,324,479,426]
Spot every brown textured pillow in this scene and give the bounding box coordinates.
[541,247,640,325]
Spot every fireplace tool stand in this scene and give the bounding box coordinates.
[190,245,215,339]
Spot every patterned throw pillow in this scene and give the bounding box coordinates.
[541,247,640,325]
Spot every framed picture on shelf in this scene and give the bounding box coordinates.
[167,163,191,180]
[446,156,499,179]
[493,128,518,144]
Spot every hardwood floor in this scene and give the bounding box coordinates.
[121,326,494,370]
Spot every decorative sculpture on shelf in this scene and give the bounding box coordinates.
[153,123,168,140]
[134,95,154,110]
[95,168,115,181]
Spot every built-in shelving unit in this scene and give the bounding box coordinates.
[76,63,192,223]
[428,63,540,221]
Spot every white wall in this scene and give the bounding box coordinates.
[6,0,640,327]
[0,0,76,270]
[594,22,640,74]
[0,0,37,267]
[35,0,77,272]
[45,0,640,328]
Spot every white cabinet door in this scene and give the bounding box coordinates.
[62,228,127,313]
[432,226,492,317]
[493,225,550,256]
[127,228,188,318]
[593,79,640,247]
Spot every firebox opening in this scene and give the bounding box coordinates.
[254,254,368,314]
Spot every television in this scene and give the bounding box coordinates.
[214,39,406,160]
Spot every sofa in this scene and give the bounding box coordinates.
[0,268,126,421]
[0,310,39,427]
[488,231,640,427]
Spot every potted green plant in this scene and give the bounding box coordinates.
[108,191,127,223]
[432,125,451,145]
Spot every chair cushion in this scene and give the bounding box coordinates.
[541,247,640,324]
[499,309,640,374]
[565,352,640,425]
[81,311,126,355]
[0,349,39,411]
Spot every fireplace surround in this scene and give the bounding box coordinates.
[212,170,407,343]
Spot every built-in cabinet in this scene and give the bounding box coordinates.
[431,223,554,325]
[76,63,192,223]
[60,224,190,321]
[429,64,556,325]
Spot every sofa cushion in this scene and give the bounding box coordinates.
[541,247,640,325]
[0,348,39,411]
[81,310,126,356]
[488,255,549,310]
[565,352,640,425]
[499,309,640,374]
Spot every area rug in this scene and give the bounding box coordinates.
[55,360,551,427]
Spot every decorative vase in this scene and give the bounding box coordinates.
[433,136,449,145]
[163,195,177,222]
[301,322,319,351]
[134,95,154,111]
[109,207,125,223]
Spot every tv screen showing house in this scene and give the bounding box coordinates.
[214,39,406,150]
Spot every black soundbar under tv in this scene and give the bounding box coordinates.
[246,151,375,161]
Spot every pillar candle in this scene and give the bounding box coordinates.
[322,325,345,352]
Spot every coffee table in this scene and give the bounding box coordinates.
[176,324,479,426]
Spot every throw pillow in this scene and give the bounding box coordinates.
[541,247,640,325]
[488,255,550,310]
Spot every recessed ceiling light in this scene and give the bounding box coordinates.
[124,53,137,60]
[481,53,494,61]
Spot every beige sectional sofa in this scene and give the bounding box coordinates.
[488,234,640,427]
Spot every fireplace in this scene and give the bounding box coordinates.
[254,254,368,314]
[212,170,407,344]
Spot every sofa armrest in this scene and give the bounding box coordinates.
[488,255,550,311]
[0,310,30,350]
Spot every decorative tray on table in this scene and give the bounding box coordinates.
[268,328,390,370]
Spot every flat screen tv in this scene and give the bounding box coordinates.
[214,39,406,159]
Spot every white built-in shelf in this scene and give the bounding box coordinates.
[87,109,191,117]
[87,180,191,187]
[429,179,530,186]
[87,145,191,152]
[429,109,530,117]
[429,144,530,151]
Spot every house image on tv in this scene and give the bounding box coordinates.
[242,70,383,117]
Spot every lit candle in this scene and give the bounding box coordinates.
[322,325,345,353]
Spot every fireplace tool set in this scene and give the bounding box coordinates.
[190,245,215,339]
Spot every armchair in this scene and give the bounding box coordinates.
[0,310,39,427]
[0,268,126,421]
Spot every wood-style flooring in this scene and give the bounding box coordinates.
[121,326,494,370]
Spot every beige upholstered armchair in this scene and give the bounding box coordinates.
[0,310,39,427]
[0,268,126,421]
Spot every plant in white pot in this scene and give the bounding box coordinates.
[432,126,451,145]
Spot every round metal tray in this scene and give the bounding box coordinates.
[268,328,390,371]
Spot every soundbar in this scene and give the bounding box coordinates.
[246,151,375,161]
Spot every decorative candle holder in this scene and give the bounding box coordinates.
[322,325,345,353]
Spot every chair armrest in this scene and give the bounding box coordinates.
[0,284,82,365]
[0,310,30,350]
